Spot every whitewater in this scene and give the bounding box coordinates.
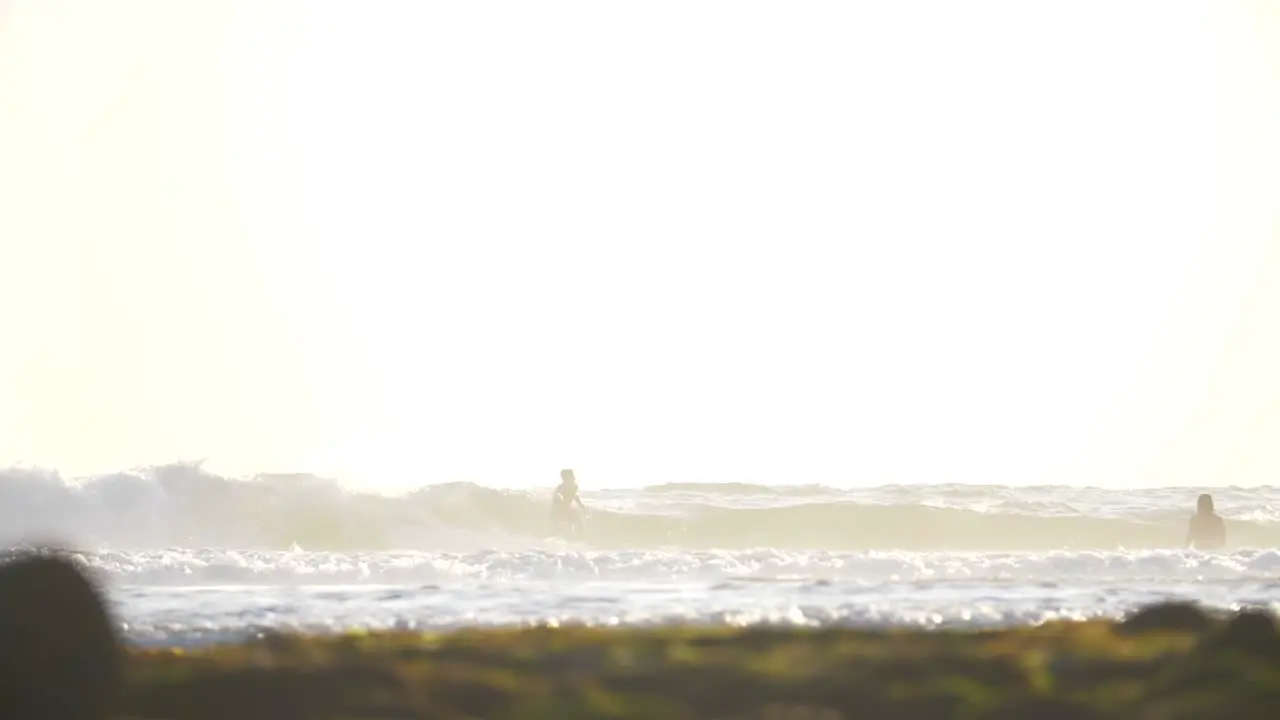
[3,464,1279,648]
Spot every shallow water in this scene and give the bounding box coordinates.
[89,547,1280,648]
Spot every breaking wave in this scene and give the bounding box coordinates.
[3,463,1279,551]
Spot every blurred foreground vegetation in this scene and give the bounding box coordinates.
[117,603,1280,719]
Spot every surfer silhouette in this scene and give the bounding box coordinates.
[1185,493,1226,550]
[551,469,587,536]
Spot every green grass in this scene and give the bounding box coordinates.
[116,605,1280,719]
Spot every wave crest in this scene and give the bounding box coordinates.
[2,464,1277,551]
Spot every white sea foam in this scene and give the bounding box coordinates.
[98,548,1280,648]
[68,547,1280,586]
[62,546,1280,648]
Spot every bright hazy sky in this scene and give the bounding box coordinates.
[1,0,1278,489]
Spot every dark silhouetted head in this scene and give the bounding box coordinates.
[0,549,121,720]
[560,469,577,486]
[1197,493,1215,514]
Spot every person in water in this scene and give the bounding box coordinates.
[1185,493,1226,550]
[551,469,588,534]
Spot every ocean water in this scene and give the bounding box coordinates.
[3,464,1279,649]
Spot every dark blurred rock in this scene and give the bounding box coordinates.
[1199,609,1280,660]
[0,549,121,720]
[1117,602,1213,635]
